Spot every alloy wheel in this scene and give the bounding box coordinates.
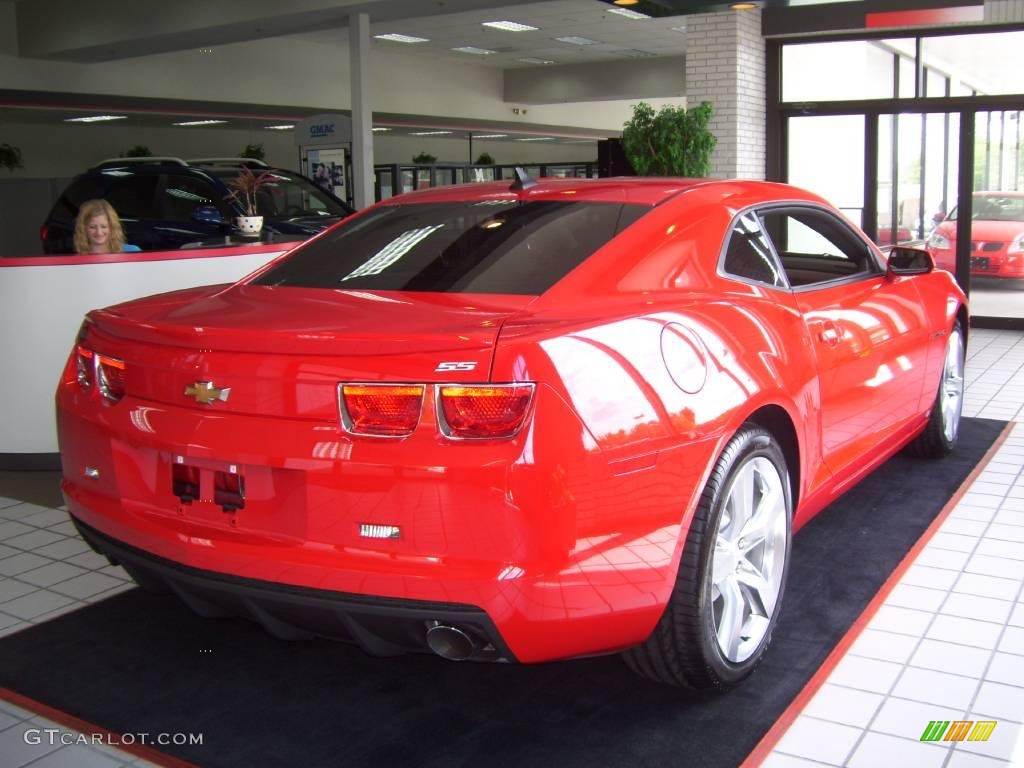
[710,456,788,663]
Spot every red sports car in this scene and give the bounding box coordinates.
[927,190,1024,279]
[57,174,967,690]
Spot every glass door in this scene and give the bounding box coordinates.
[964,111,1024,320]
[878,112,960,250]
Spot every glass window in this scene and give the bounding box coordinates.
[921,31,1024,96]
[723,212,785,287]
[103,174,160,219]
[925,67,948,98]
[781,40,907,102]
[787,115,865,215]
[898,55,916,98]
[255,200,651,294]
[759,208,879,287]
[53,176,105,222]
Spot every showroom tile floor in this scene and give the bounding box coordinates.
[0,327,1022,768]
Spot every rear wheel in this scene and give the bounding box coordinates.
[624,425,792,689]
[906,320,965,458]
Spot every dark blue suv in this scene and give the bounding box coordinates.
[41,157,355,254]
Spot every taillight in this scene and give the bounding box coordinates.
[339,384,424,437]
[75,346,94,390]
[95,354,126,402]
[437,384,535,440]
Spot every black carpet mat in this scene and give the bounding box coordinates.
[0,418,1007,768]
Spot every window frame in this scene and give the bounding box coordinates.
[719,202,886,292]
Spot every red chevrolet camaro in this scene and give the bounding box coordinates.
[927,191,1024,279]
[57,174,967,690]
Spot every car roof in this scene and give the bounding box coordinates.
[379,176,825,207]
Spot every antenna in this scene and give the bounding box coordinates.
[509,167,537,191]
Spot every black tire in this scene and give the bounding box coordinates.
[906,320,965,459]
[624,425,792,689]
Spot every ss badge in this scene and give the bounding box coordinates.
[435,361,477,372]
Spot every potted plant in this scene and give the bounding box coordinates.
[226,167,275,235]
[412,152,437,165]
[621,101,716,177]
[474,152,495,165]
[240,143,265,161]
[0,143,23,172]
[122,145,153,158]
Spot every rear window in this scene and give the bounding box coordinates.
[254,200,649,294]
[51,175,106,222]
[103,173,160,218]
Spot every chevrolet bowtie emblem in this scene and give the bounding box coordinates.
[184,381,231,405]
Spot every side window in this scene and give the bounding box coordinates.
[105,174,160,219]
[160,174,224,220]
[760,208,879,287]
[723,211,786,287]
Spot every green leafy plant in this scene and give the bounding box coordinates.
[474,152,495,165]
[621,101,716,177]
[122,145,153,158]
[0,143,22,172]
[225,167,276,216]
[412,151,437,164]
[241,143,265,161]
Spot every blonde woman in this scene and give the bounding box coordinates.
[73,199,141,254]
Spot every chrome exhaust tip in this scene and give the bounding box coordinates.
[425,622,476,661]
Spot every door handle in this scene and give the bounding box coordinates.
[818,322,841,347]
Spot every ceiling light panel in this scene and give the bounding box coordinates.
[607,7,651,19]
[64,115,127,123]
[374,33,429,43]
[473,134,508,139]
[173,120,227,126]
[556,36,598,46]
[517,57,555,65]
[452,46,496,55]
[264,124,294,131]
[409,130,453,136]
[514,137,554,141]
[482,21,538,32]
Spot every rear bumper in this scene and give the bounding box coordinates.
[57,381,713,663]
[73,515,515,661]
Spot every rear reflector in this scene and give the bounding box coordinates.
[96,354,126,402]
[340,384,425,437]
[437,384,535,439]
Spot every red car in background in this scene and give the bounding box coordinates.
[57,174,966,690]
[927,191,1024,279]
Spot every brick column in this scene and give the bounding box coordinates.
[684,10,766,180]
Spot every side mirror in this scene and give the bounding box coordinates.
[192,205,226,226]
[886,246,934,279]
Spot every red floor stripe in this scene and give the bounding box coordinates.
[0,687,201,768]
[741,421,1015,767]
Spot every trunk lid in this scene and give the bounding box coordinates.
[86,285,536,419]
